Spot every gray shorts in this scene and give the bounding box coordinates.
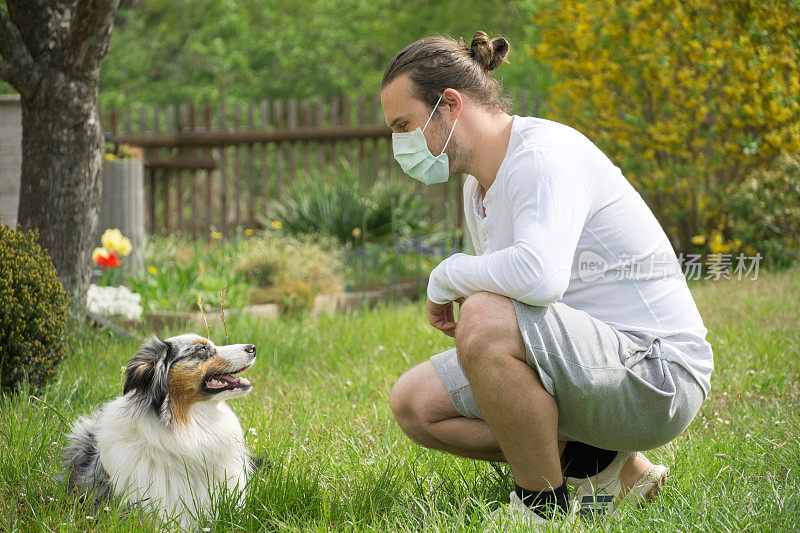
[431,299,704,451]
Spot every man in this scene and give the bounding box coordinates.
[381,31,713,526]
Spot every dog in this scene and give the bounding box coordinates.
[61,334,257,526]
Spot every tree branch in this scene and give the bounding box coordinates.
[0,5,37,96]
[65,0,121,76]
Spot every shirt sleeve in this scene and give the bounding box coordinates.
[427,145,592,306]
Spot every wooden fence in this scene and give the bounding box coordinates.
[102,90,541,240]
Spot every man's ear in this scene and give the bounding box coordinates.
[442,88,464,120]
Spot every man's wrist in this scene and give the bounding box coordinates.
[427,260,457,305]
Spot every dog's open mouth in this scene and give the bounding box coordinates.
[203,363,252,393]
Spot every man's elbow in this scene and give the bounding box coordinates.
[517,270,569,307]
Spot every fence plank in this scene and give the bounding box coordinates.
[246,101,256,228]
[203,103,213,240]
[138,107,147,136]
[342,95,351,168]
[287,98,297,183]
[273,99,284,200]
[315,98,325,174]
[357,95,366,180]
[301,98,311,177]
[370,95,380,180]
[259,100,270,215]
[218,102,228,237]
[233,102,242,230]
[124,107,132,135]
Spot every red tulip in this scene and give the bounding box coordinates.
[94,251,121,269]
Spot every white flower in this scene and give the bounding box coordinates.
[87,285,143,321]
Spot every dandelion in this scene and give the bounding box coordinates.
[271,220,283,229]
[211,231,223,240]
[244,228,255,236]
[691,235,706,246]
[147,266,158,275]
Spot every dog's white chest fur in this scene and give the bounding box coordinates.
[96,397,249,521]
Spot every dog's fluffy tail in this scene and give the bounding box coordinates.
[61,410,114,506]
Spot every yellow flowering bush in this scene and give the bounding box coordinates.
[0,226,68,392]
[532,0,800,257]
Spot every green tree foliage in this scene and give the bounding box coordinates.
[98,0,544,108]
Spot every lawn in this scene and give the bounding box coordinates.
[1,265,799,531]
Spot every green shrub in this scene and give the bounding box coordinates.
[264,173,432,245]
[233,232,343,313]
[722,152,800,270]
[0,226,69,393]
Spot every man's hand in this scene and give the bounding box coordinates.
[427,297,456,337]
[426,297,466,338]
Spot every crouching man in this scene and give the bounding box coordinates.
[381,30,712,527]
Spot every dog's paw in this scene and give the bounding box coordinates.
[250,454,273,474]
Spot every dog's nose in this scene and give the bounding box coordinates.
[244,344,256,354]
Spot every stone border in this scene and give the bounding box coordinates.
[141,279,426,331]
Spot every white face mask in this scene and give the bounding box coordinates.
[391,92,459,185]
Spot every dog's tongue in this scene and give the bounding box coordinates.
[206,373,251,389]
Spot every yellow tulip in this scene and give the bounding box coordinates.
[101,228,124,253]
[117,237,132,257]
[92,247,109,262]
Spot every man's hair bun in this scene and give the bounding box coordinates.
[469,31,510,72]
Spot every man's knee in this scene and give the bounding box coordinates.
[389,365,437,445]
[389,370,417,425]
[455,292,522,371]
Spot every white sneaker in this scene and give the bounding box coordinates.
[566,451,670,516]
[488,491,580,531]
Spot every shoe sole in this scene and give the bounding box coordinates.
[632,465,670,506]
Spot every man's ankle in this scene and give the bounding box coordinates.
[514,481,570,518]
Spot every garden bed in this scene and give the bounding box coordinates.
[141,279,425,330]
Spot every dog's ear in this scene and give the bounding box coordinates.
[124,335,165,395]
[124,335,171,424]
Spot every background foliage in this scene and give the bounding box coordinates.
[531,0,800,256]
[98,0,543,108]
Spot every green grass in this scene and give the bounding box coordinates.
[1,266,799,531]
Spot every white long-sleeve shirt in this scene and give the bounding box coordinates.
[427,115,713,397]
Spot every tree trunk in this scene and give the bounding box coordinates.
[17,74,103,310]
[1,0,120,311]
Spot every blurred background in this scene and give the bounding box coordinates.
[1,0,798,318]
